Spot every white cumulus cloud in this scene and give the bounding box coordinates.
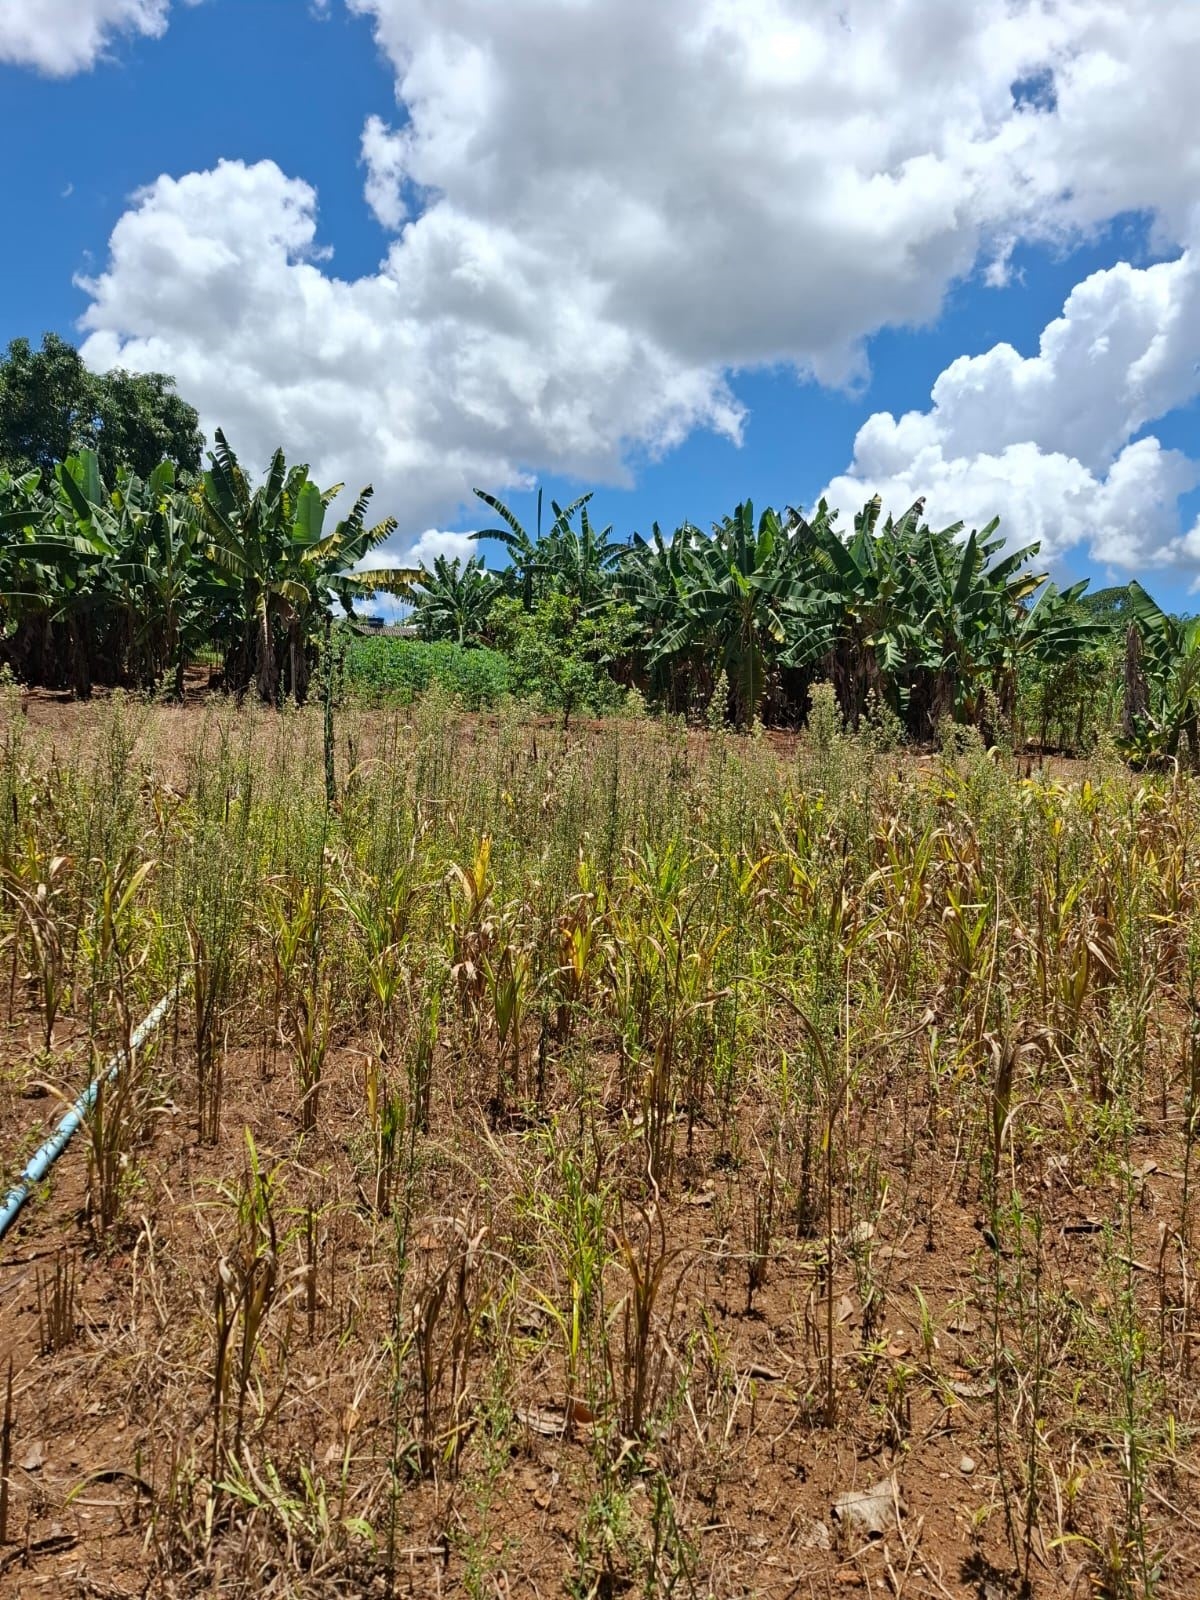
[378,529,479,570]
[0,0,194,75]
[821,245,1200,572]
[364,528,480,617]
[78,158,743,547]
[73,0,1200,559]
[361,114,410,231]
[346,0,1200,375]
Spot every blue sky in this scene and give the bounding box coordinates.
[2,0,1199,609]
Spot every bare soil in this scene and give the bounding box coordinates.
[0,695,1194,1599]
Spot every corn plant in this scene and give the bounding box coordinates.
[85,1046,148,1238]
[2,849,73,1050]
[447,835,495,1047]
[743,1137,777,1315]
[211,1133,282,1479]
[290,975,331,1134]
[84,848,156,1051]
[408,981,439,1133]
[482,936,530,1117]
[365,1053,409,1214]
[336,854,420,1061]
[610,1202,683,1440]
[36,1249,77,1354]
[553,856,608,1043]
[188,922,226,1145]
[261,875,321,1052]
[404,1215,489,1477]
[534,1135,610,1416]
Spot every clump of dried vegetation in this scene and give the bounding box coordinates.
[0,684,1198,1598]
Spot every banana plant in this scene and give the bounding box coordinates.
[540,495,621,609]
[783,495,923,725]
[1,451,124,694]
[106,461,214,695]
[203,430,410,703]
[652,500,808,726]
[0,466,57,677]
[202,434,322,702]
[288,481,412,701]
[411,554,498,646]
[470,488,588,611]
[613,520,695,705]
[1120,581,1200,769]
[907,518,1044,731]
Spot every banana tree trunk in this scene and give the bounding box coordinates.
[731,617,765,728]
[288,622,312,705]
[256,606,279,704]
[1183,711,1200,773]
[67,618,92,700]
[225,634,251,703]
[930,666,956,734]
[1122,624,1148,738]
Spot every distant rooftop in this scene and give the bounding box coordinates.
[355,617,418,637]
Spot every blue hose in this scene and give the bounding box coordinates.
[0,989,178,1245]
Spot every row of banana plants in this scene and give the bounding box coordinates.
[428,489,1200,754]
[1121,581,1200,769]
[444,488,1106,737]
[616,494,1103,734]
[0,433,410,701]
[2,423,1194,751]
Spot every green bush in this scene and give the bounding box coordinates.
[487,593,633,719]
[342,634,512,708]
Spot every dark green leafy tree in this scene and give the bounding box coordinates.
[93,368,204,485]
[1080,585,1136,631]
[0,333,203,485]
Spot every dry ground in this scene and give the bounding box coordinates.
[0,690,1196,1599]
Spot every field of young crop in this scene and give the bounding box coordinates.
[0,687,1197,1599]
[342,636,513,710]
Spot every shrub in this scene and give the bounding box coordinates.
[487,594,630,719]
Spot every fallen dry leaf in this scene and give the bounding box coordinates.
[831,1476,899,1539]
[946,1377,994,1400]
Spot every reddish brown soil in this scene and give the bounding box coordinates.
[0,697,1194,1598]
[2,992,1195,1597]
